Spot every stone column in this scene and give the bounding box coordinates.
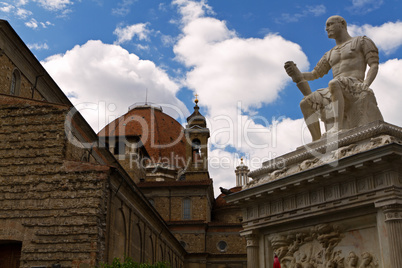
[383,204,402,268]
[235,159,250,187]
[244,232,259,268]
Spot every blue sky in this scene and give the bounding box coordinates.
[2,0,402,194]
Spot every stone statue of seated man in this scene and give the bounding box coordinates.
[285,15,383,141]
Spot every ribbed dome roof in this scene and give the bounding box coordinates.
[98,105,186,168]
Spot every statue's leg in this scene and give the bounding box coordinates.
[328,79,344,132]
[300,98,321,141]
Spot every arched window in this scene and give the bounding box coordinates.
[191,139,201,162]
[182,198,191,220]
[10,69,21,96]
[158,245,164,262]
[130,223,142,262]
[144,235,154,264]
[112,209,126,260]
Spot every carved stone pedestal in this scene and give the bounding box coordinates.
[226,121,402,268]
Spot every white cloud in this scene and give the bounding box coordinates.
[172,0,214,24]
[372,59,402,127]
[28,42,49,50]
[171,1,402,193]
[25,18,38,29]
[40,21,53,28]
[172,0,310,190]
[41,40,188,132]
[349,21,402,55]
[0,3,15,13]
[25,17,52,29]
[276,4,326,23]
[208,116,309,196]
[348,0,383,14]
[112,0,135,16]
[135,44,150,51]
[16,0,29,5]
[114,23,151,44]
[16,7,32,18]
[307,5,326,16]
[159,3,167,12]
[1,1,55,28]
[34,0,73,11]
[161,34,176,47]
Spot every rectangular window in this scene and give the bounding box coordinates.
[114,141,125,155]
[182,198,191,220]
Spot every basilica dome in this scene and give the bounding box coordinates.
[98,104,187,168]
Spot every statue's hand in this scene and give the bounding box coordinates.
[284,61,303,83]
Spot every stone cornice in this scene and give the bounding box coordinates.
[225,143,402,207]
[249,121,402,179]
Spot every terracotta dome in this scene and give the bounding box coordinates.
[214,186,242,208]
[98,104,187,168]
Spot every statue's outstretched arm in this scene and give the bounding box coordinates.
[284,61,312,96]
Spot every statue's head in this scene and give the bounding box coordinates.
[326,15,347,39]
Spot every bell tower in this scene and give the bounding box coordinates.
[184,95,210,181]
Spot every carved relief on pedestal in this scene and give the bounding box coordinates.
[245,127,402,190]
[332,144,357,159]
[269,224,379,268]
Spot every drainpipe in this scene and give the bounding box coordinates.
[32,74,44,99]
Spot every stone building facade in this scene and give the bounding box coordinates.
[226,122,402,268]
[0,19,246,268]
[99,99,247,268]
[0,20,185,268]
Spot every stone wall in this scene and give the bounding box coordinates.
[0,100,109,268]
[106,175,185,267]
[206,230,245,255]
[0,97,186,267]
[173,232,206,253]
[212,207,243,224]
[0,54,43,100]
[0,20,188,268]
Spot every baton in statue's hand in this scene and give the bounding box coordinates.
[284,61,312,97]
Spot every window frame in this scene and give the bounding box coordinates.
[10,69,21,96]
[182,198,191,220]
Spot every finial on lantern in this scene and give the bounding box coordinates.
[194,93,199,105]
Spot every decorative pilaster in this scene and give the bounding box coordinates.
[244,231,259,268]
[383,204,402,268]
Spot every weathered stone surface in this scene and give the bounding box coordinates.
[226,122,402,268]
[285,16,383,141]
[0,101,109,268]
[245,121,402,189]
